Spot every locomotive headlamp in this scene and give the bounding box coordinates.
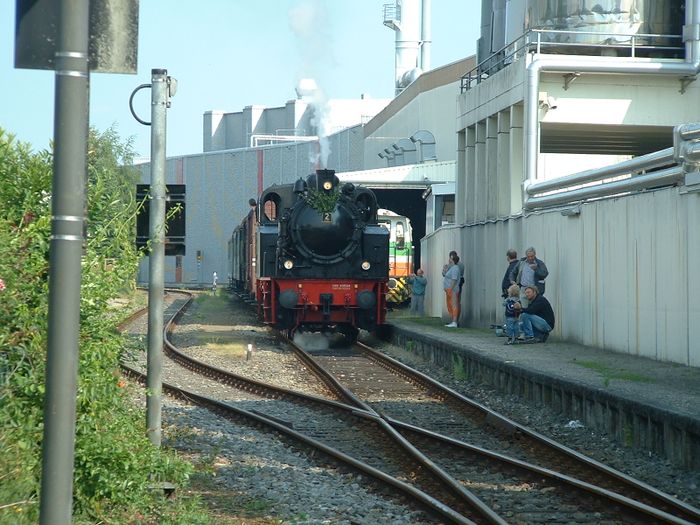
[323,181,333,191]
[361,260,371,271]
[283,259,294,270]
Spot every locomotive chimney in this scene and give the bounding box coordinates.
[311,169,339,194]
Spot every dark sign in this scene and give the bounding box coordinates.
[136,184,186,256]
[15,0,139,73]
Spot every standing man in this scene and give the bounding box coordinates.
[501,249,519,298]
[517,286,555,343]
[515,247,548,307]
[407,268,428,316]
[442,253,461,327]
[448,250,465,301]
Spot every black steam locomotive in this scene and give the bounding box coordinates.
[231,169,389,342]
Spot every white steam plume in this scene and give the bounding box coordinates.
[289,0,333,169]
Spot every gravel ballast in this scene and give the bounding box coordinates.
[126,292,700,523]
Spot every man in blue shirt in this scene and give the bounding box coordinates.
[407,268,427,316]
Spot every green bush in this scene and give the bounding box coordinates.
[0,127,196,523]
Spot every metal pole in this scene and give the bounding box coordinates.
[146,69,168,447]
[39,0,89,523]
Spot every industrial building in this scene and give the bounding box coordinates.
[139,0,700,366]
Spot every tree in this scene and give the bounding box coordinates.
[0,126,191,523]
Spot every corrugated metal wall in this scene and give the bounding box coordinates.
[422,185,700,366]
[137,131,369,287]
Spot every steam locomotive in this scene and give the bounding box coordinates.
[229,169,390,342]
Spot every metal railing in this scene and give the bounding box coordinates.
[382,3,400,27]
[461,29,683,93]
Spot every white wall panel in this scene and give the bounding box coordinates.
[687,193,700,366]
[599,201,630,351]
[652,191,688,363]
[422,186,697,366]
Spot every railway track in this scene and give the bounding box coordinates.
[120,291,700,524]
[121,292,480,523]
[295,341,700,524]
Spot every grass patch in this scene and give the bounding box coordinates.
[388,316,493,335]
[184,471,282,524]
[181,332,249,357]
[573,360,655,387]
[207,341,248,357]
[452,353,468,381]
[194,293,231,316]
[404,316,444,327]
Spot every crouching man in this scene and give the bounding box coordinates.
[516,286,555,343]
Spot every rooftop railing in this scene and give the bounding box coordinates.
[460,29,683,93]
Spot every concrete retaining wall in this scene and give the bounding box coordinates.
[390,325,700,469]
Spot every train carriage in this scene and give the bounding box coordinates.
[378,209,414,305]
[228,207,256,298]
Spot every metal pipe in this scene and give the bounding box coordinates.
[678,122,700,141]
[393,0,421,93]
[524,165,683,210]
[420,0,431,71]
[524,0,700,189]
[526,147,674,195]
[146,68,168,447]
[681,141,700,163]
[40,1,89,523]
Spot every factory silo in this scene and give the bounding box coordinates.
[479,0,684,71]
[383,0,432,95]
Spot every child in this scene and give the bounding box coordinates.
[503,284,520,344]
[407,268,427,316]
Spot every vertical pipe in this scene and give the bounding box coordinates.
[687,0,700,65]
[394,0,422,94]
[39,0,89,523]
[420,0,431,71]
[146,68,168,447]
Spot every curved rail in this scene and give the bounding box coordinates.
[351,341,700,524]
[119,293,699,523]
[120,364,475,525]
[120,291,483,523]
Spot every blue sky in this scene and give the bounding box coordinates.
[2,1,478,159]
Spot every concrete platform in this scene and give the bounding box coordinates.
[385,317,700,469]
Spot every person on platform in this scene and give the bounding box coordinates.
[442,253,461,327]
[407,268,428,316]
[516,285,555,343]
[503,284,521,345]
[501,249,519,298]
[448,250,465,301]
[515,247,548,307]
